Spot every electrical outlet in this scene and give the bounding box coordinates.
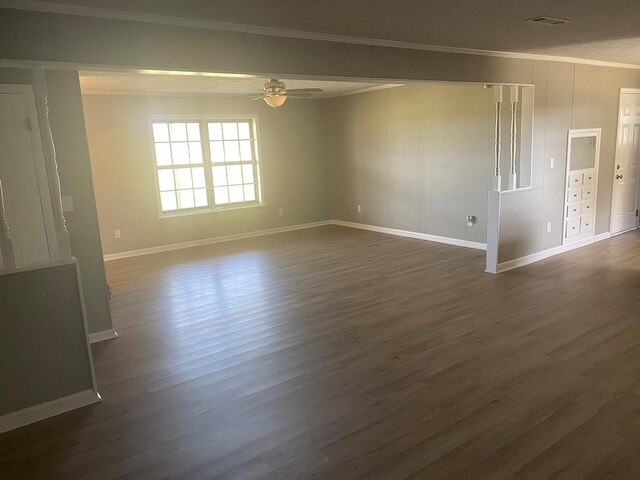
[466,215,476,227]
[550,157,555,169]
[357,204,362,213]
[114,229,121,239]
[546,222,552,233]
[278,208,284,216]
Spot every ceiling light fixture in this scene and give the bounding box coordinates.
[263,94,287,109]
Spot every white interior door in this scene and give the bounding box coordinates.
[0,86,56,267]
[611,91,640,235]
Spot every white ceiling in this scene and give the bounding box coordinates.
[14,0,640,66]
[78,71,392,97]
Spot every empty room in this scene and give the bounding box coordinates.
[1,1,640,479]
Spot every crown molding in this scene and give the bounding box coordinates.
[2,0,640,71]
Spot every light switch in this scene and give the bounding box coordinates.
[61,195,74,212]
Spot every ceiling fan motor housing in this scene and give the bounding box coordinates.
[264,79,287,94]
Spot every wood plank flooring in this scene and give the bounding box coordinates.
[1,225,640,479]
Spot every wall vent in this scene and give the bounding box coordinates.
[526,16,570,26]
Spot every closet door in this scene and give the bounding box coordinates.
[0,86,56,267]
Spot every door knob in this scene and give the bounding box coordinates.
[616,174,624,179]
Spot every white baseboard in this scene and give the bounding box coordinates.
[89,328,119,344]
[330,220,487,250]
[103,220,331,261]
[611,226,639,237]
[0,389,101,434]
[496,232,612,273]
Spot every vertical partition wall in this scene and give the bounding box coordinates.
[327,83,534,248]
[0,68,71,268]
[0,67,101,432]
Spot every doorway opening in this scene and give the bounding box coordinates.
[610,88,640,235]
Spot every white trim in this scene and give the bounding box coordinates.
[0,389,100,434]
[148,114,266,218]
[485,191,502,273]
[612,227,639,237]
[495,232,611,273]
[0,84,59,261]
[330,220,487,250]
[563,128,601,245]
[610,89,640,235]
[89,328,118,344]
[70,258,101,404]
[2,0,640,71]
[0,257,74,276]
[103,220,331,261]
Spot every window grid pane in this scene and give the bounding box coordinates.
[208,121,259,207]
[153,120,260,213]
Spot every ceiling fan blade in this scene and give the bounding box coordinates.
[251,95,266,101]
[285,92,315,98]
[286,88,324,95]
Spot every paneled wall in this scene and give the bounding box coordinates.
[1,7,639,268]
[499,62,640,262]
[0,67,113,335]
[327,84,495,244]
[82,94,329,255]
[46,70,114,334]
[0,261,96,421]
[327,83,535,245]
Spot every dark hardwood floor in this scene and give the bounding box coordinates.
[2,225,640,479]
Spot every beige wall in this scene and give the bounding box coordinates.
[0,66,113,335]
[499,62,640,263]
[82,94,329,255]
[0,261,95,416]
[46,70,114,334]
[327,84,495,244]
[1,7,639,269]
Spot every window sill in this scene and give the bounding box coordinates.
[158,203,267,219]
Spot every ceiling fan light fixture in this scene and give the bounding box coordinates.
[263,94,287,109]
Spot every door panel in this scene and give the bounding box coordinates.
[0,92,51,266]
[612,93,640,234]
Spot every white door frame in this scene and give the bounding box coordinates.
[562,128,601,244]
[0,84,58,259]
[609,88,640,235]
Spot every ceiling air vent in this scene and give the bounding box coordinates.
[526,16,570,26]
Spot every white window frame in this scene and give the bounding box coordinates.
[148,114,264,218]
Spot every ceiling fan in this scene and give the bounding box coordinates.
[253,79,324,108]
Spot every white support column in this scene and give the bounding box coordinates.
[0,179,16,269]
[31,66,72,260]
[493,86,503,191]
[508,86,519,190]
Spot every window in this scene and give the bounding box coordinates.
[151,118,262,215]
